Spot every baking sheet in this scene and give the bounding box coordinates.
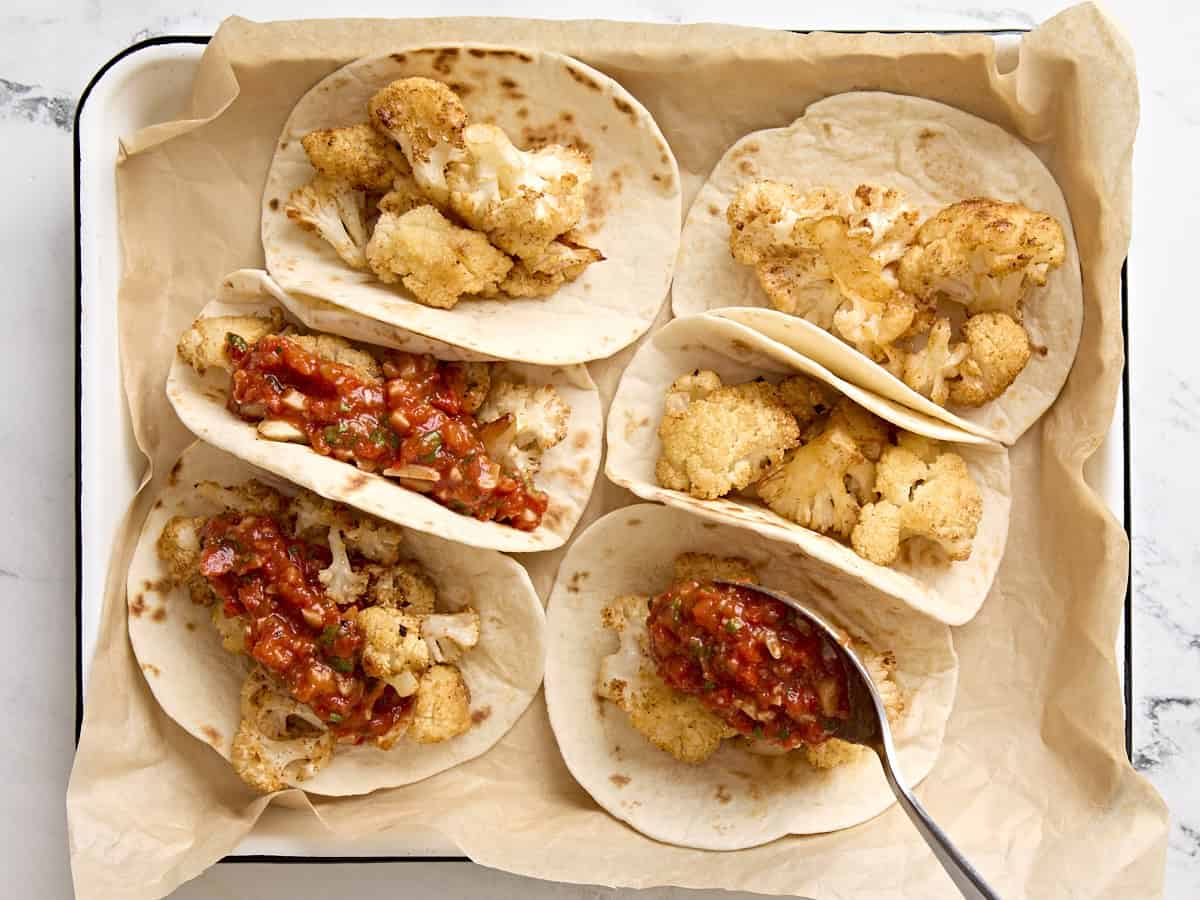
[75,33,1131,862]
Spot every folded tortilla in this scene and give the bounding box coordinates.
[127,441,547,796]
[262,43,681,365]
[544,503,957,850]
[606,313,1011,626]
[166,270,603,553]
[672,91,1083,445]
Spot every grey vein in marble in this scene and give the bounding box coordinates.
[0,78,75,130]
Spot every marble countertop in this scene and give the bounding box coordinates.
[4,0,1194,897]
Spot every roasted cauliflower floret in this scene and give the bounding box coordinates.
[898,198,1067,321]
[285,175,371,269]
[849,499,902,565]
[598,594,736,765]
[364,560,437,614]
[318,528,369,605]
[673,552,758,586]
[500,238,604,298]
[870,444,982,562]
[656,380,800,499]
[212,606,247,654]
[365,206,513,308]
[286,333,382,381]
[196,479,290,520]
[476,381,570,478]
[232,668,333,793]
[357,605,430,698]
[726,180,842,266]
[901,318,971,406]
[300,122,411,192]
[407,664,472,744]
[457,362,492,415]
[368,77,468,205]
[662,369,724,416]
[947,312,1032,407]
[421,610,482,664]
[823,398,891,461]
[845,183,921,266]
[756,427,864,538]
[776,374,837,431]
[755,254,845,327]
[446,123,592,261]
[176,309,284,374]
[156,516,205,584]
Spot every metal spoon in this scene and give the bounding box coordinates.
[716,581,1001,900]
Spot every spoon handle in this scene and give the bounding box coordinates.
[873,745,1002,900]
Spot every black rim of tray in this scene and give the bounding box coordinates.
[73,29,1135,866]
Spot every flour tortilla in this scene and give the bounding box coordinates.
[606,313,1010,626]
[262,44,681,365]
[127,441,547,796]
[166,271,603,553]
[544,503,957,850]
[672,91,1084,445]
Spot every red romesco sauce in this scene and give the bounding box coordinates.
[226,335,547,530]
[646,580,850,748]
[198,512,409,744]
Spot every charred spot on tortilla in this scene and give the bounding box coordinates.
[613,97,635,120]
[142,663,161,677]
[626,518,642,527]
[390,53,407,63]
[499,77,518,90]
[153,499,164,510]
[152,607,166,623]
[610,774,631,788]
[467,48,486,59]
[279,141,288,151]
[201,726,222,747]
[448,81,473,97]
[168,458,184,486]
[269,198,280,211]
[573,432,590,449]
[516,106,529,120]
[565,66,601,91]
[736,158,757,176]
[1033,343,1049,356]
[186,622,197,632]
[715,785,732,804]
[471,706,492,724]
[344,472,369,492]
[131,594,146,617]
[432,48,459,75]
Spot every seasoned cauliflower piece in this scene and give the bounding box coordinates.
[364,560,437,614]
[156,516,205,584]
[756,427,865,538]
[358,605,430,698]
[598,594,736,765]
[378,170,432,217]
[726,180,842,266]
[947,312,1032,407]
[447,123,592,261]
[318,528,369,605]
[500,238,604,298]
[776,374,837,431]
[176,309,284,374]
[872,444,983,561]
[232,668,333,793]
[408,664,472,744]
[196,479,290,520]
[286,176,370,269]
[662,369,724,417]
[823,398,891,461]
[755,254,845,327]
[476,381,570,478]
[901,318,971,406]
[898,198,1067,321]
[288,492,354,542]
[850,499,902,565]
[368,77,468,205]
[365,206,513,309]
[212,606,247,654]
[672,552,758,586]
[656,380,800,500]
[421,610,481,664]
[300,122,410,192]
[845,183,921,266]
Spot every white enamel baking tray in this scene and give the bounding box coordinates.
[74,33,1130,863]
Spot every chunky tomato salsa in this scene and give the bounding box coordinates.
[646,580,850,747]
[226,334,547,530]
[199,512,408,743]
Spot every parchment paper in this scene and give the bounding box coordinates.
[67,5,1167,898]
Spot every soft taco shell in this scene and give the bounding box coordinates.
[262,44,681,365]
[127,441,548,796]
[544,503,957,850]
[606,313,1011,626]
[672,91,1083,445]
[166,271,603,553]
